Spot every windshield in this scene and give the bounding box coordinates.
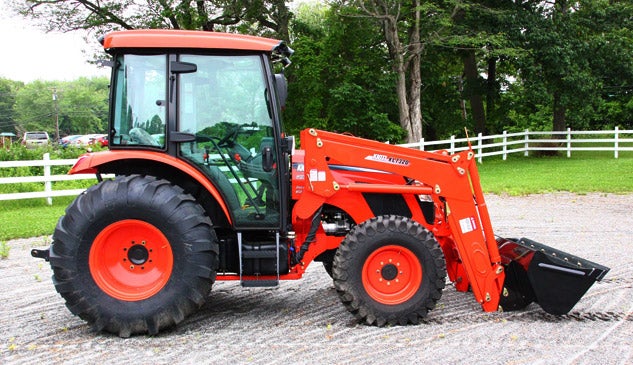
[110,54,167,148]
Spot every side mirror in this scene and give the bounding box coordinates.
[274,73,288,109]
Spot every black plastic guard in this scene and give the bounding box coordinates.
[507,237,610,315]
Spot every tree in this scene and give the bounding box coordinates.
[514,0,633,132]
[285,2,404,142]
[417,49,466,140]
[576,0,633,129]
[448,0,526,134]
[0,78,23,135]
[343,0,427,143]
[13,78,109,138]
[12,80,55,135]
[15,0,292,41]
[57,78,110,135]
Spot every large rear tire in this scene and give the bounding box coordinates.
[49,175,218,337]
[333,215,446,326]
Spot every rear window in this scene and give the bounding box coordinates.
[26,133,48,140]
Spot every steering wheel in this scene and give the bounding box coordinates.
[129,127,160,146]
[217,125,240,147]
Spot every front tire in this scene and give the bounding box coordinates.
[333,215,446,326]
[49,175,218,337]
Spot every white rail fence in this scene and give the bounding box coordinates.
[0,153,258,205]
[0,153,99,205]
[1,128,632,204]
[399,127,633,162]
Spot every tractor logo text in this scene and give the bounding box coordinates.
[364,153,410,167]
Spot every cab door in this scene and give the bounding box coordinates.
[176,54,282,229]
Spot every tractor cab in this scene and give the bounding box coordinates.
[103,30,293,230]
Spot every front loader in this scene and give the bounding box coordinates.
[31,30,609,337]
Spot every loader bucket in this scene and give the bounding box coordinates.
[496,237,609,315]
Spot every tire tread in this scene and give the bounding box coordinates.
[49,175,218,337]
[333,215,446,326]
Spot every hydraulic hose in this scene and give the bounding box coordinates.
[296,206,322,263]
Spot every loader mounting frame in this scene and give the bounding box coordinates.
[293,128,506,312]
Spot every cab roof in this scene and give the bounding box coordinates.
[101,29,287,54]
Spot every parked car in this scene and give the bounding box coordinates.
[21,131,50,148]
[59,135,82,148]
[72,134,101,147]
[91,134,109,147]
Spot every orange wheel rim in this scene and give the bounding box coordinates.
[362,245,422,305]
[89,220,173,301]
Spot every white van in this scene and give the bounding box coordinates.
[22,131,50,148]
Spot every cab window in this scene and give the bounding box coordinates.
[111,54,166,148]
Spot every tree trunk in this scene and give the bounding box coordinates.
[553,91,566,133]
[383,16,415,143]
[462,50,486,134]
[486,57,497,130]
[407,54,423,143]
[361,0,424,143]
[406,0,423,143]
[395,62,414,141]
[458,75,467,121]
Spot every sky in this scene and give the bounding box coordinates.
[0,0,110,83]
[0,0,319,83]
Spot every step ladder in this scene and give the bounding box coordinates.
[238,231,280,287]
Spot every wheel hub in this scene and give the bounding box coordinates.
[381,263,398,281]
[127,244,149,265]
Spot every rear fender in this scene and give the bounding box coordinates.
[70,150,232,224]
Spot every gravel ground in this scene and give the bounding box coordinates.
[1,192,632,364]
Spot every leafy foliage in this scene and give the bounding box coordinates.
[3,0,632,142]
[513,0,633,132]
[10,77,109,139]
[0,78,23,135]
[285,3,405,142]
[17,0,292,40]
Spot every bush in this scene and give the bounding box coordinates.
[0,144,104,193]
[0,144,103,162]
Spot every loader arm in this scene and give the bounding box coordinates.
[295,128,505,312]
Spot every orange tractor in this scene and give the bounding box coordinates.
[32,30,608,337]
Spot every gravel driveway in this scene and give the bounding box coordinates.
[1,193,632,364]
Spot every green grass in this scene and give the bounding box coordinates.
[0,197,75,241]
[478,154,633,195]
[1,154,632,241]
